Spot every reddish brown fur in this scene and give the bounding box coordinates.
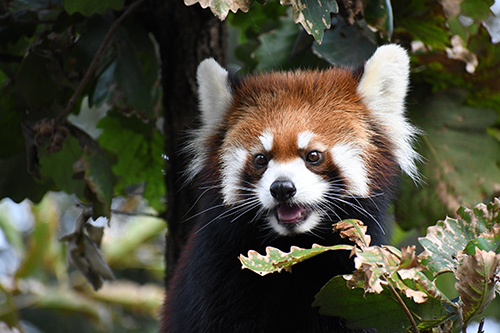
[213,68,396,194]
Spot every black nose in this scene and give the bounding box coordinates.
[270,179,296,202]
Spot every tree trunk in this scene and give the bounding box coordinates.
[141,0,226,282]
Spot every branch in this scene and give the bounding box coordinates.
[55,0,146,124]
[477,317,485,333]
[386,281,420,333]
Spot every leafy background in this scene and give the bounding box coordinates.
[1,0,500,331]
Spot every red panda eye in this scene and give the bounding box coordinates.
[254,154,268,167]
[306,151,322,164]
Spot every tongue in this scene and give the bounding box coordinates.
[276,204,306,224]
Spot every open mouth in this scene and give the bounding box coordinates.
[274,203,308,225]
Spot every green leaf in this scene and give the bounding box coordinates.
[419,198,500,275]
[280,0,339,43]
[255,15,301,71]
[97,112,165,211]
[239,243,353,276]
[313,275,449,332]
[73,146,114,217]
[64,0,125,17]
[313,18,376,67]
[461,0,494,20]
[38,135,86,198]
[88,22,159,119]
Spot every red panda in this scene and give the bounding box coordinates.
[162,44,420,332]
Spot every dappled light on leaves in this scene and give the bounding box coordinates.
[240,199,500,332]
[184,0,253,19]
[240,243,354,276]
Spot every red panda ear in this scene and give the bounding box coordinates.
[184,59,233,181]
[196,58,233,129]
[357,44,421,182]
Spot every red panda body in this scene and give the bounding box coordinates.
[162,45,419,332]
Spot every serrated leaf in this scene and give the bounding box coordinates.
[419,198,500,275]
[239,243,353,276]
[239,219,372,275]
[313,275,449,333]
[334,219,371,249]
[184,0,253,20]
[64,0,124,16]
[455,249,500,326]
[280,0,339,43]
[346,244,432,304]
[97,113,165,211]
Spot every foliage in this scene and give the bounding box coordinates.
[228,0,500,233]
[0,0,165,330]
[2,0,500,331]
[240,199,500,332]
[0,194,164,332]
[0,0,165,214]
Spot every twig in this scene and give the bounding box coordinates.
[111,209,160,219]
[386,281,420,333]
[477,317,485,333]
[55,0,146,124]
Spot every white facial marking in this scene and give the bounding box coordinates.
[257,158,330,236]
[330,144,370,197]
[220,147,249,205]
[297,131,314,149]
[259,130,274,151]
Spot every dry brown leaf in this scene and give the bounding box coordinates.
[334,219,371,249]
[455,249,500,325]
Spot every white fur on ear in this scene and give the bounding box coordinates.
[196,58,233,129]
[357,44,420,182]
[186,58,233,180]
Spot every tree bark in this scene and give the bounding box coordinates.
[141,0,226,282]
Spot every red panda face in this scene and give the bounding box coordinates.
[189,45,420,236]
[217,70,376,235]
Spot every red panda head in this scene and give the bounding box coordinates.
[188,45,420,236]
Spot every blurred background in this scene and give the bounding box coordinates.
[1,0,500,331]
